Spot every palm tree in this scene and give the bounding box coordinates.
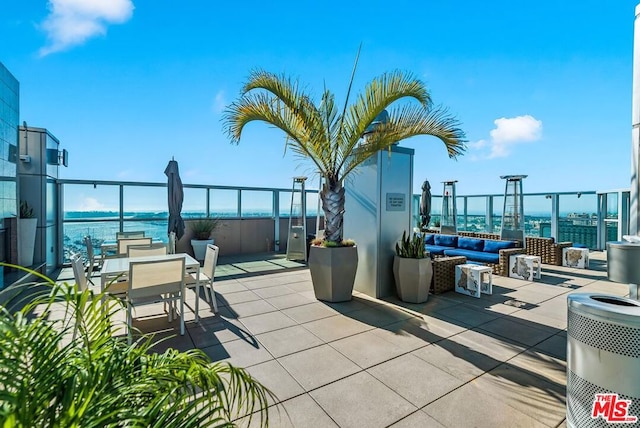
[224,61,466,245]
[0,267,274,427]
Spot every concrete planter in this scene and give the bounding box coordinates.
[191,239,214,260]
[308,245,358,302]
[18,218,38,267]
[393,256,433,303]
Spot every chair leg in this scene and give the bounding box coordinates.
[127,303,132,345]
[180,294,185,335]
[209,284,218,313]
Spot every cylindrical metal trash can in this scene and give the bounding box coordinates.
[567,294,640,427]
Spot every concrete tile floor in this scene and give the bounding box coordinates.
[52,251,631,427]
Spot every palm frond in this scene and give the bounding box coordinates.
[342,104,467,179]
[0,266,275,427]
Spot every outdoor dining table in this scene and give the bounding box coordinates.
[100,253,201,322]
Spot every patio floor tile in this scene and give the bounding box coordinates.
[302,314,374,342]
[310,371,417,428]
[281,302,338,324]
[239,311,297,335]
[367,354,464,408]
[277,344,360,391]
[200,337,273,368]
[255,325,324,358]
[330,330,406,368]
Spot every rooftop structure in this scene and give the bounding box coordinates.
[48,251,624,427]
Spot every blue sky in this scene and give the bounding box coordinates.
[1,1,638,206]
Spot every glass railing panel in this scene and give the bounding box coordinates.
[210,189,238,218]
[524,195,552,237]
[306,191,321,218]
[182,188,207,218]
[492,196,504,234]
[460,196,487,233]
[63,183,119,220]
[279,191,292,218]
[558,193,597,248]
[606,192,619,219]
[241,190,273,217]
[63,220,120,262]
[123,186,166,219]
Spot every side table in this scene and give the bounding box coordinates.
[563,247,589,269]
[455,264,491,298]
[509,254,542,281]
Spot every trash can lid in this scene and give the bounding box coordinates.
[568,293,640,325]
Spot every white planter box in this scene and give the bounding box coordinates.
[18,218,38,267]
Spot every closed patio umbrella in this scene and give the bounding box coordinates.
[165,159,185,240]
[420,179,431,230]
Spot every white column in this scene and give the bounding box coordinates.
[630,4,640,234]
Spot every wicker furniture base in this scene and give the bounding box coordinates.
[525,236,573,265]
[431,256,467,294]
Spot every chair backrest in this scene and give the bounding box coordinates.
[203,244,219,280]
[117,237,152,255]
[128,258,185,300]
[83,236,95,262]
[116,231,146,239]
[70,253,88,292]
[127,243,167,258]
[168,232,176,255]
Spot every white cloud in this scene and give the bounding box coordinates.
[468,139,487,150]
[469,115,543,159]
[212,90,227,114]
[79,196,106,211]
[39,0,134,56]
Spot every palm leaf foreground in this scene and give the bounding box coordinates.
[0,265,273,427]
[224,64,467,244]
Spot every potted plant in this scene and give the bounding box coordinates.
[18,200,37,267]
[393,231,432,303]
[188,217,220,260]
[308,238,357,302]
[223,55,465,302]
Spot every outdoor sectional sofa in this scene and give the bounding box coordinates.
[424,234,524,276]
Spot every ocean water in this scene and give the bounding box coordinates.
[63,209,288,262]
[63,210,276,261]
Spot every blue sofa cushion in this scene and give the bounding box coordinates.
[434,234,458,247]
[457,237,484,252]
[483,239,517,253]
[423,233,435,245]
[425,245,450,256]
[444,249,499,264]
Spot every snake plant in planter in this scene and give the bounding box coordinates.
[393,231,433,303]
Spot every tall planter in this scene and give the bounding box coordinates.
[393,255,432,303]
[308,245,358,302]
[18,218,37,267]
[191,239,214,260]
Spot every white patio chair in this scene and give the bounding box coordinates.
[83,236,101,285]
[116,231,145,239]
[168,231,176,254]
[126,258,186,343]
[71,253,88,292]
[185,244,219,313]
[117,237,152,255]
[126,243,167,258]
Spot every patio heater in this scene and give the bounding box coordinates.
[286,176,307,261]
[440,180,458,235]
[500,175,527,245]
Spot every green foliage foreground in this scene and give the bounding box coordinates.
[0,267,273,427]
